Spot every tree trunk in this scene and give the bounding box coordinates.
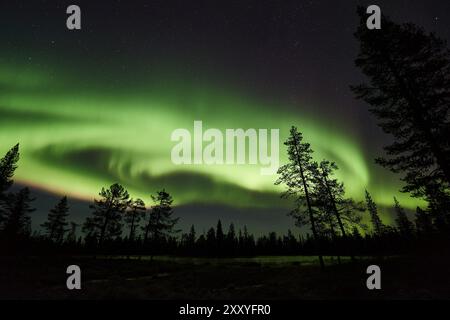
[322,170,356,262]
[293,142,324,270]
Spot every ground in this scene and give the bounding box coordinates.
[1,254,449,299]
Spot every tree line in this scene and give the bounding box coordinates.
[0,142,447,260]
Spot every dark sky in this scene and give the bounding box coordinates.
[1,0,449,234]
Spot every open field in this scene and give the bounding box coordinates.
[107,255,355,265]
[1,254,449,300]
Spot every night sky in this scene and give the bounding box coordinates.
[1,0,449,233]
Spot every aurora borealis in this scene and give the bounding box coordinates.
[0,62,371,206]
[2,0,448,231]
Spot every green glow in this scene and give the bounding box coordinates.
[0,60,424,218]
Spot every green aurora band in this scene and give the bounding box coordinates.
[0,61,424,223]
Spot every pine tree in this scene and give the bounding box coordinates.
[216,219,224,252]
[125,198,146,241]
[352,8,450,213]
[83,183,130,245]
[188,224,196,243]
[226,223,236,242]
[226,223,237,254]
[276,126,324,269]
[415,206,434,236]
[206,227,216,254]
[66,222,79,244]
[0,144,19,196]
[1,187,35,240]
[187,224,196,253]
[41,196,70,243]
[314,160,365,238]
[0,144,20,222]
[393,197,414,237]
[242,225,254,253]
[365,190,384,235]
[143,189,179,243]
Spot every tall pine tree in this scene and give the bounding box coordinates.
[352,8,450,219]
[365,190,384,236]
[66,222,79,244]
[125,198,146,241]
[0,144,19,197]
[276,126,324,269]
[315,160,365,237]
[0,144,20,223]
[393,197,414,237]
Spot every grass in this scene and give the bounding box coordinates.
[106,255,358,265]
[1,254,449,299]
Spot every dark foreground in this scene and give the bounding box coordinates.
[1,254,449,299]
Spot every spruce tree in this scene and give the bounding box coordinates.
[393,197,414,237]
[41,196,70,243]
[1,187,35,240]
[0,144,20,196]
[226,223,237,254]
[216,219,224,251]
[365,190,384,236]
[0,144,20,222]
[66,222,79,244]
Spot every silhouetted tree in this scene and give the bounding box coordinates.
[83,183,130,245]
[1,187,35,241]
[314,161,346,235]
[188,224,196,243]
[352,9,450,217]
[125,198,146,241]
[0,144,20,223]
[393,197,414,237]
[206,227,216,255]
[66,222,79,244]
[185,224,196,253]
[143,189,179,244]
[314,160,365,237]
[41,196,70,243]
[365,190,384,235]
[415,206,434,236]
[216,219,224,252]
[226,223,237,254]
[0,144,19,197]
[276,126,324,269]
[423,182,450,230]
[240,225,255,254]
[283,230,298,254]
